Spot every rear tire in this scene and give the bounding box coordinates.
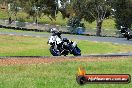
[72,47,81,56]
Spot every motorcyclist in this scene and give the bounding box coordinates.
[48,27,63,51]
[121,26,128,33]
[49,28,72,52]
[120,26,131,33]
[50,28,62,39]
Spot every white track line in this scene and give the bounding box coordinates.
[36,36,40,38]
[23,35,28,36]
[9,34,14,36]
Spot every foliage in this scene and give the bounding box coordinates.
[67,16,83,28]
[20,0,59,22]
[111,0,132,29]
[59,0,74,19]
[67,16,85,33]
[72,0,111,36]
[0,0,59,23]
[0,0,21,23]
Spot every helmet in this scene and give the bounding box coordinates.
[63,38,69,42]
[121,26,127,29]
[50,28,58,33]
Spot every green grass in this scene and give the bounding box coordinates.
[78,40,132,55]
[84,18,116,30]
[0,35,132,56]
[0,57,132,88]
[0,28,48,34]
[0,35,50,56]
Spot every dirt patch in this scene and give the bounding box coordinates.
[0,56,129,66]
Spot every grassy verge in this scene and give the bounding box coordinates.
[0,28,48,34]
[78,40,132,55]
[0,57,132,88]
[0,35,132,56]
[0,35,50,56]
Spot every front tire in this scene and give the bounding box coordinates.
[127,35,130,40]
[127,37,130,40]
[50,47,61,56]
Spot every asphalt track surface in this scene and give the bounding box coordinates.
[0,31,132,45]
[0,31,132,56]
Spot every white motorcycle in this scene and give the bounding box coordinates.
[48,29,81,56]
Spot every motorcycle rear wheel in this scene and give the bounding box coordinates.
[72,47,81,56]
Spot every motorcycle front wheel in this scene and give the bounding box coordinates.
[127,37,130,40]
[49,47,61,56]
[126,35,131,40]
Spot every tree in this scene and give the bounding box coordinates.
[8,0,20,20]
[111,0,132,29]
[20,0,59,23]
[38,0,59,21]
[73,0,111,36]
[59,0,86,34]
[59,0,74,19]
[0,0,20,24]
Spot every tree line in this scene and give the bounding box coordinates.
[0,0,132,36]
